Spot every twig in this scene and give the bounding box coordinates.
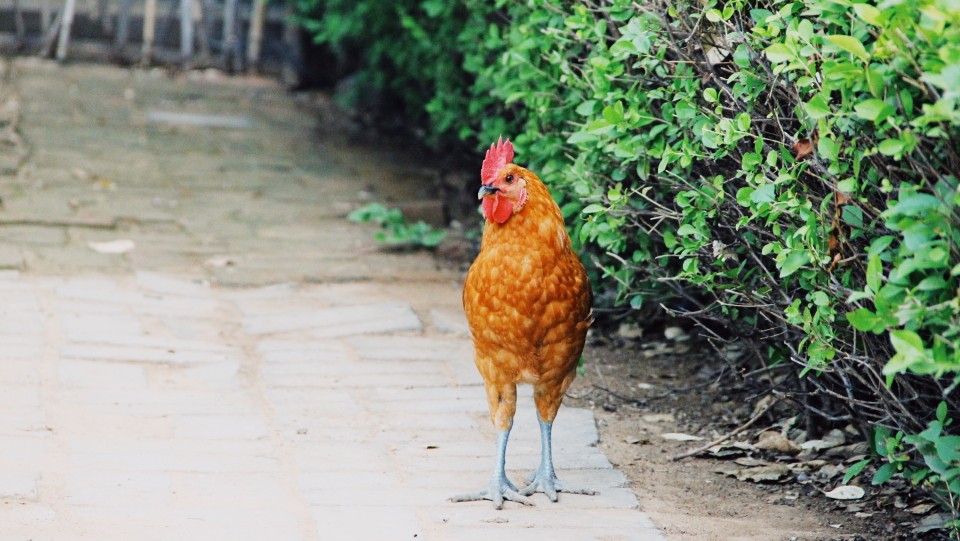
[669,398,780,462]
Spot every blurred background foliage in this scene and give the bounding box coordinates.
[296,0,960,524]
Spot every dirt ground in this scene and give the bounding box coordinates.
[563,334,937,541]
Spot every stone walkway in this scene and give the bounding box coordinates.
[0,59,664,540]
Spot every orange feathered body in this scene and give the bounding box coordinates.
[463,165,592,431]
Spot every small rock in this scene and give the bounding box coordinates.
[87,239,135,254]
[617,323,643,340]
[663,326,688,341]
[641,413,675,424]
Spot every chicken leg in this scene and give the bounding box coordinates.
[448,428,533,509]
[521,418,598,500]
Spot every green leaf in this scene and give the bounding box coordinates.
[843,458,872,484]
[581,204,606,214]
[884,329,931,377]
[575,100,597,116]
[866,254,882,292]
[779,251,810,277]
[878,138,905,156]
[854,99,894,123]
[853,3,882,25]
[567,131,597,144]
[847,308,884,332]
[935,436,960,463]
[804,93,832,119]
[825,35,870,62]
[764,43,794,64]
[888,192,940,216]
[750,183,776,204]
[872,462,898,485]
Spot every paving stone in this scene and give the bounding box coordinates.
[346,335,472,362]
[313,505,421,540]
[61,389,254,416]
[172,415,270,440]
[58,359,148,389]
[61,313,144,337]
[60,343,236,364]
[69,440,281,473]
[0,472,39,499]
[66,472,172,506]
[170,472,291,506]
[430,307,470,334]
[135,271,212,297]
[243,303,422,336]
[290,442,394,473]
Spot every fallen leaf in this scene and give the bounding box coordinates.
[755,430,802,454]
[801,439,841,451]
[787,460,828,472]
[836,191,852,205]
[792,138,815,160]
[734,457,768,467]
[624,436,642,445]
[823,485,865,500]
[816,463,845,480]
[825,442,870,458]
[734,464,789,482]
[87,239,135,254]
[661,432,704,441]
[914,513,951,534]
[828,233,839,254]
[706,441,754,458]
[750,395,777,418]
[908,502,936,515]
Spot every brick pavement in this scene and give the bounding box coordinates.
[0,59,664,540]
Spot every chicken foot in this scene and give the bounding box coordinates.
[449,428,534,509]
[521,419,598,501]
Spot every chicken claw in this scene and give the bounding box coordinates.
[521,469,597,502]
[450,429,534,509]
[520,420,598,502]
[449,475,534,510]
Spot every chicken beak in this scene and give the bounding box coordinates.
[478,185,500,199]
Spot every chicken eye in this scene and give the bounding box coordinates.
[505,174,514,184]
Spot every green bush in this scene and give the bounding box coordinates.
[299,0,960,523]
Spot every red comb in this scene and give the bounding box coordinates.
[481,136,514,185]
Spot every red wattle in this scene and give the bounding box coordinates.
[482,195,514,224]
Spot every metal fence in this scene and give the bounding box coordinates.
[0,0,302,80]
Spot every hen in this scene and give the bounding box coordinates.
[451,137,595,509]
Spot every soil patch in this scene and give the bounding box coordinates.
[564,333,938,541]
